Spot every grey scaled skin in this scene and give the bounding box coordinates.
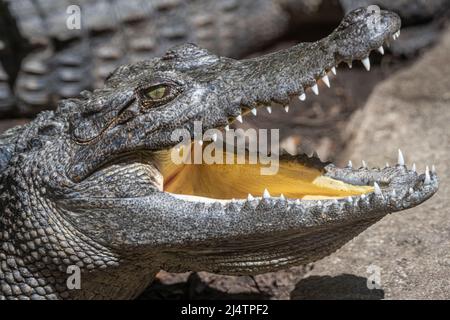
[0,8,438,300]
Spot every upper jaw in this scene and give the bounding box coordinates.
[214,11,401,130]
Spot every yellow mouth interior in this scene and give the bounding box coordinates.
[157,145,373,200]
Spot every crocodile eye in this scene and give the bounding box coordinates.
[138,83,179,108]
[145,85,170,100]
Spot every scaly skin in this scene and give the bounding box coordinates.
[0,9,438,300]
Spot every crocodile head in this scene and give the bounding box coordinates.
[0,8,438,299]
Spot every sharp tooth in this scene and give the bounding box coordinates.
[317,200,322,206]
[331,67,337,75]
[391,189,396,197]
[236,115,243,123]
[284,105,289,113]
[412,163,416,172]
[378,46,385,55]
[299,93,306,101]
[311,84,319,95]
[385,162,390,168]
[347,61,353,69]
[374,182,382,195]
[225,125,230,131]
[295,199,301,205]
[266,106,272,114]
[251,108,257,116]
[398,149,405,166]
[361,57,371,71]
[409,187,414,195]
[432,165,436,174]
[263,188,271,199]
[397,30,401,37]
[424,166,431,185]
[348,160,353,168]
[347,196,353,203]
[211,133,217,142]
[247,193,254,201]
[361,194,366,200]
[322,75,330,88]
[362,160,367,168]
[280,194,285,200]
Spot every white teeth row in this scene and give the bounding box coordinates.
[322,75,330,88]
[392,30,401,40]
[244,175,423,203]
[343,148,435,198]
[331,67,337,75]
[348,149,435,172]
[398,149,405,166]
[226,32,399,129]
[374,182,382,195]
[361,57,371,71]
[358,31,400,72]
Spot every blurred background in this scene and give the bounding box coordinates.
[0,0,449,299]
[0,0,448,163]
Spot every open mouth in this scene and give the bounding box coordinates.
[67,14,437,216]
[160,147,375,202]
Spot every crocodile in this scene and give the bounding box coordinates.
[1,0,449,115]
[0,8,439,300]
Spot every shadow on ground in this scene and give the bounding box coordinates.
[140,272,384,300]
[291,274,384,300]
[139,272,271,300]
